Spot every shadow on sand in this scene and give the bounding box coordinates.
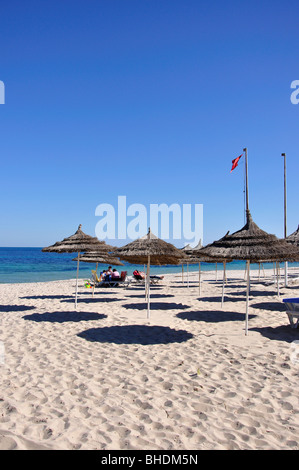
[197,296,244,303]
[250,301,286,312]
[20,295,73,300]
[125,293,175,299]
[0,305,36,312]
[230,290,278,298]
[77,324,193,345]
[177,309,257,323]
[123,302,190,311]
[127,286,163,291]
[61,297,123,304]
[251,325,299,343]
[23,311,107,323]
[170,285,199,289]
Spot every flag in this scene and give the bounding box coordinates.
[230,154,243,173]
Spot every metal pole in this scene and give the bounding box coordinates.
[147,255,150,319]
[282,153,288,287]
[243,147,249,218]
[75,252,80,309]
[276,261,280,296]
[221,261,226,307]
[245,260,250,336]
[198,262,201,296]
[92,262,98,298]
[258,263,261,282]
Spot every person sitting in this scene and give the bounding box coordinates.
[105,266,112,281]
[112,268,120,279]
[99,270,107,281]
[133,270,145,280]
[106,266,113,281]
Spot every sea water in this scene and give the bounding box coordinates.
[0,248,298,284]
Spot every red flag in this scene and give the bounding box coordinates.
[230,154,243,173]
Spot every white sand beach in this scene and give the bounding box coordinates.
[0,269,298,450]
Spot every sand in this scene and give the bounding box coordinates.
[0,268,298,450]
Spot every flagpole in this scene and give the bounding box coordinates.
[243,147,249,218]
[243,147,250,336]
[282,153,288,287]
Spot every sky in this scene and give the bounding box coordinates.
[0,0,298,247]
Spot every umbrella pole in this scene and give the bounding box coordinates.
[182,264,184,284]
[276,261,280,296]
[75,252,80,309]
[258,263,261,282]
[221,261,226,307]
[145,262,149,300]
[147,255,151,319]
[198,262,201,296]
[245,260,250,336]
[215,262,218,281]
[187,262,189,288]
[92,263,98,298]
[282,153,288,287]
[92,262,98,298]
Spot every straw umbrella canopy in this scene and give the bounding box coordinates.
[195,213,299,262]
[115,228,188,318]
[286,225,299,246]
[192,211,299,335]
[72,252,123,265]
[181,243,193,251]
[42,224,111,308]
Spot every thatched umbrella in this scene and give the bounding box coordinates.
[187,231,233,302]
[180,240,202,287]
[115,228,187,318]
[286,225,299,246]
[185,250,232,301]
[179,253,199,289]
[72,251,124,297]
[196,215,299,262]
[42,224,110,308]
[193,211,299,334]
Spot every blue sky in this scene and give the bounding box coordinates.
[0,0,298,247]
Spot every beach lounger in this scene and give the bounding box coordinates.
[109,271,131,287]
[282,298,299,328]
[132,274,163,285]
[91,270,130,288]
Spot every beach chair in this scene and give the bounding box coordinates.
[149,275,164,285]
[132,273,163,285]
[91,270,101,285]
[114,271,131,287]
[91,270,114,287]
[282,298,299,328]
[92,270,130,288]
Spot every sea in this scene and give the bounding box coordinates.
[0,247,298,284]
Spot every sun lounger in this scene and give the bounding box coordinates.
[91,270,130,288]
[282,298,299,328]
[132,274,164,285]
